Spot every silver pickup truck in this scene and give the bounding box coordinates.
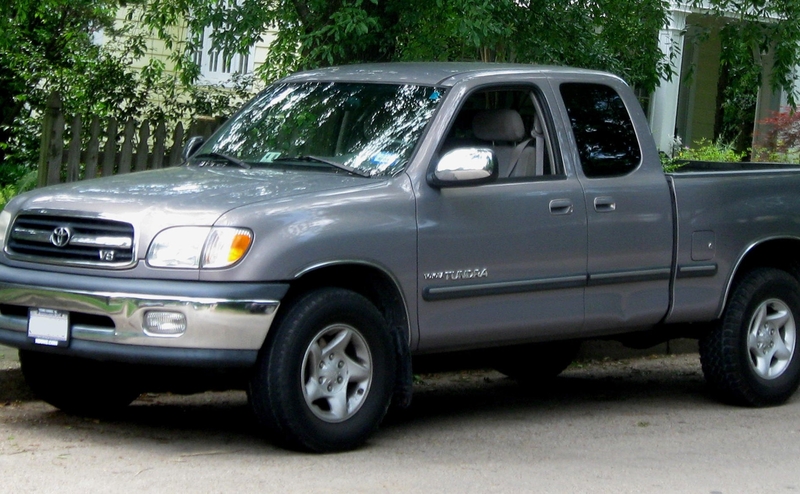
[2,63,800,452]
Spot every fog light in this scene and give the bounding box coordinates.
[143,311,187,336]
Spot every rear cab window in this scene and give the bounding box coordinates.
[559,83,641,178]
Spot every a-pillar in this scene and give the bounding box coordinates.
[649,8,688,155]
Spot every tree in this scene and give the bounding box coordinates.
[138,0,673,93]
[0,0,127,171]
[0,0,256,182]
[692,1,800,154]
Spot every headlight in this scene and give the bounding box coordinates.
[147,227,253,269]
[202,227,254,268]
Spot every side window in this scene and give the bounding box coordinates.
[560,83,641,178]
[441,88,559,179]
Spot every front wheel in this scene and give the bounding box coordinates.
[248,288,396,452]
[700,268,800,406]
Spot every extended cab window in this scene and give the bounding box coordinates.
[441,88,559,179]
[560,83,641,178]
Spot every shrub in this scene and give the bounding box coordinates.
[676,138,746,162]
[662,137,745,171]
[752,107,800,163]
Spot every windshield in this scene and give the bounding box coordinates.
[196,82,445,177]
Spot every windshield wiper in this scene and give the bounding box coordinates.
[272,155,370,178]
[193,152,251,169]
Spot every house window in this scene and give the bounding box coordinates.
[192,25,255,84]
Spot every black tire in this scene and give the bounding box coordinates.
[248,288,396,452]
[491,340,581,384]
[700,268,800,406]
[19,350,140,416]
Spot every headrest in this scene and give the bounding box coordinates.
[472,109,525,142]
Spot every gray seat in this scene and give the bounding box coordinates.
[472,109,543,177]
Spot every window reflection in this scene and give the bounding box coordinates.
[200,82,444,177]
[560,83,641,178]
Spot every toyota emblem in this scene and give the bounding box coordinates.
[50,226,72,247]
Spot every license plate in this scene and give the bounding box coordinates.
[28,308,69,347]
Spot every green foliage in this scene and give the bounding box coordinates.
[136,0,673,93]
[0,186,17,210]
[715,23,762,156]
[689,1,800,154]
[0,0,258,187]
[679,138,746,162]
[660,152,685,173]
[0,170,36,209]
[694,1,800,109]
[662,137,746,171]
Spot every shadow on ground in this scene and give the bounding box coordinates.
[0,355,714,452]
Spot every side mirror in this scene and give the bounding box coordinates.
[428,148,497,187]
[181,136,205,162]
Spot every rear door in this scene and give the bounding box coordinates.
[554,79,674,332]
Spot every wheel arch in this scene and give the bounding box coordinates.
[277,261,414,408]
[288,261,411,339]
[720,236,800,318]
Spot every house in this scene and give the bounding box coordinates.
[109,7,275,86]
[651,1,800,154]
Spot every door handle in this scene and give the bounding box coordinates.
[593,196,616,213]
[549,198,574,215]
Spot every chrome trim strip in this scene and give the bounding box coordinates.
[6,210,137,269]
[423,275,586,301]
[0,263,289,301]
[587,267,671,286]
[0,281,281,351]
[424,267,672,301]
[676,263,718,278]
[11,228,132,249]
[10,227,49,243]
[672,168,800,178]
[0,328,258,367]
[70,234,133,249]
[2,253,137,269]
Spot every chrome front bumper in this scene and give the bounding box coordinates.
[0,264,288,367]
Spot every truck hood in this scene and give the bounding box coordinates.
[10,165,384,233]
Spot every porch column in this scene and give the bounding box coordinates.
[752,48,781,152]
[649,8,689,154]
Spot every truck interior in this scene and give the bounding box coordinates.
[441,88,560,178]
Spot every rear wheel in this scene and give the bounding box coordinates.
[700,268,800,406]
[19,350,140,416]
[249,288,396,452]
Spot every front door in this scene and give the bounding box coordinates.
[415,84,588,352]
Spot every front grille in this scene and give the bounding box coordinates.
[6,213,135,267]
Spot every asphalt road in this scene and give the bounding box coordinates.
[1,346,799,493]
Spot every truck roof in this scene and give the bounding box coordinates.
[280,62,621,87]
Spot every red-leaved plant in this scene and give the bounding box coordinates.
[752,106,800,163]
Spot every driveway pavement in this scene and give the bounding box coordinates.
[1,345,798,493]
